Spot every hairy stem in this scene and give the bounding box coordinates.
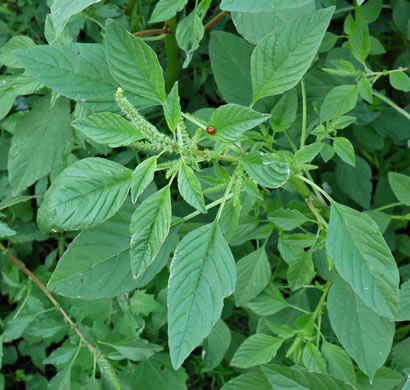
[372,90,410,121]
[300,77,307,149]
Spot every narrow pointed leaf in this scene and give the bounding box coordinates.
[105,19,166,103]
[168,222,236,369]
[178,161,206,213]
[72,113,144,147]
[231,334,283,368]
[130,186,171,278]
[131,156,158,203]
[37,158,132,233]
[163,82,181,133]
[327,202,400,319]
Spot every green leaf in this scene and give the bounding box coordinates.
[389,71,410,92]
[294,143,324,165]
[351,22,370,63]
[48,364,72,390]
[209,31,253,106]
[357,77,373,103]
[231,334,283,368]
[131,156,158,203]
[287,252,316,291]
[0,36,35,68]
[251,7,334,103]
[207,104,270,142]
[388,172,410,206]
[163,82,181,133]
[123,353,188,390]
[71,112,144,147]
[103,338,162,361]
[261,364,355,390]
[232,2,315,45]
[234,248,271,307]
[129,290,164,316]
[328,278,395,380]
[398,279,410,321]
[14,43,154,112]
[269,89,298,133]
[268,209,309,231]
[130,186,171,279]
[357,367,405,390]
[37,157,132,232]
[0,222,16,238]
[149,0,188,23]
[221,0,314,13]
[105,19,166,103]
[8,96,73,196]
[221,371,272,390]
[241,154,290,189]
[302,343,327,374]
[246,284,289,316]
[202,319,231,372]
[327,202,400,319]
[51,0,102,36]
[333,137,356,167]
[168,222,236,369]
[47,201,141,299]
[336,156,372,208]
[176,11,204,54]
[43,346,76,366]
[320,85,359,121]
[0,195,38,211]
[178,161,206,213]
[321,340,357,385]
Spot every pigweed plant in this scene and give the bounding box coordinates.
[0,0,409,388]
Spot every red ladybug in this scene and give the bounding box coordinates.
[206,126,216,135]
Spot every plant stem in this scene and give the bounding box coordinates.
[374,202,403,212]
[295,174,334,204]
[165,17,179,92]
[140,33,169,42]
[367,67,408,76]
[126,0,137,14]
[216,175,235,221]
[372,90,410,121]
[133,28,169,37]
[0,243,96,354]
[300,77,307,149]
[204,11,228,31]
[181,112,207,130]
[172,193,234,227]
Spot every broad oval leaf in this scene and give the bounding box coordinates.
[333,137,356,167]
[37,157,132,232]
[209,31,253,106]
[149,0,188,23]
[207,104,270,142]
[388,172,410,206]
[261,364,356,390]
[270,89,298,133]
[178,161,206,213]
[105,19,166,103]
[130,186,172,279]
[0,36,35,68]
[176,11,204,54]
[320,85,359,122]
[327,202,400,319]
[8,96,73,196]
[240,154,290,188]
[47,201,140,299]
[251,7,334,103]
[14,43,154,113]
[231,334,283,368]
[234,248,271,306]
[221,0,314,13]
[71,112,144,147]
[328,279,395,380]
[168,222,236,369]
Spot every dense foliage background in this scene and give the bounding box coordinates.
[0,0,409,389]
